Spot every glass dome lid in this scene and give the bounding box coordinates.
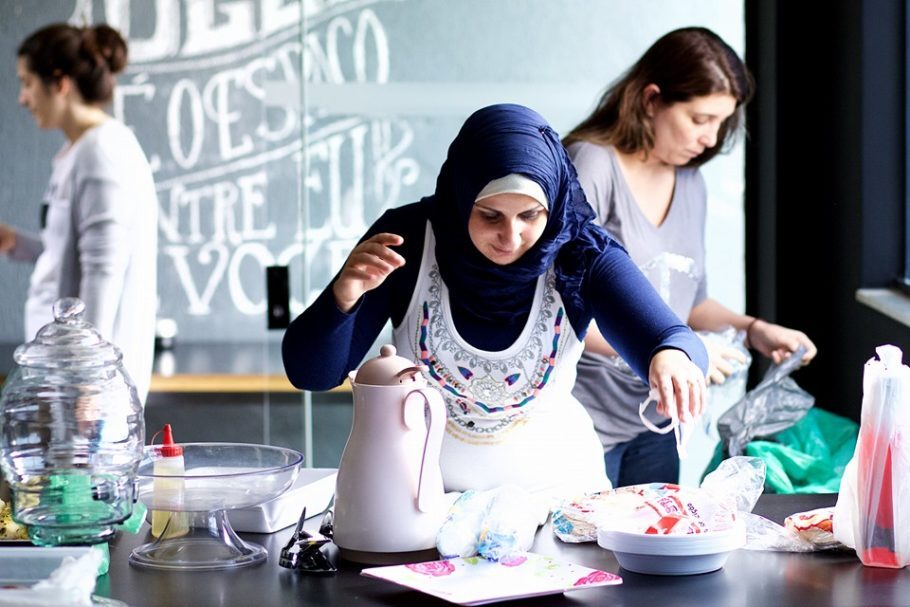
[13,297,123,369]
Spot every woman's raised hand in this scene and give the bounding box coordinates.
[648,348,707,422]
[332,233,406,312]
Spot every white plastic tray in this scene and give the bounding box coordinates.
[0,546,94,584]
[229,467,336,533]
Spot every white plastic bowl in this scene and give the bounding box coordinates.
[597,519,746,576]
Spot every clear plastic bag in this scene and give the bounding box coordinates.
[717,345,814,457]
[552,456,764,543]
[436,486,548,561]
[699,328,752,437]
[550,454,842,553]
[833,345,910,568]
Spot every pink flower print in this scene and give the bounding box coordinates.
[405,560,456,577]
[499,555,528,567]
[573,570,618,586]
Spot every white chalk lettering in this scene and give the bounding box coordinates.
[158,170,276,246]
[105,2,420,328]
[183,1,256,57]
[165,242,230,315]
[227,242,274,315]
[167,79,205,169]
[203,69,255,161]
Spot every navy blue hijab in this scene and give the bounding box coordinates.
[425,103,614,324]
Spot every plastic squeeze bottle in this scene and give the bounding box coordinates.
[151,424,189,538]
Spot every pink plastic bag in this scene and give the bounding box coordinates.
[833,345,910,568]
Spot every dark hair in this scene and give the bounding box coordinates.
[18,23,128,105]
[563,27,754,166]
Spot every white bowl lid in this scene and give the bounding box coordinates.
[597,519,746,556]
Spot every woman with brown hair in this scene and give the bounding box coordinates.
[0,23,158,404]
[565,27,816,487]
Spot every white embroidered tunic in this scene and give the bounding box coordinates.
[393,224,610,504]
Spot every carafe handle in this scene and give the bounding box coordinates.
[403,388,446,513]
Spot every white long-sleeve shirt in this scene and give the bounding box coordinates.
[9,119,158,404]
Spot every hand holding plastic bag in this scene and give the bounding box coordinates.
[639,389,694,459]
[717,345,814,457]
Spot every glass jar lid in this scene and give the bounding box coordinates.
[13,297,123,369]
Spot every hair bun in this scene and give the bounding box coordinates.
[90,24,128,74]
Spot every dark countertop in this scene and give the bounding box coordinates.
[93,493,910,607]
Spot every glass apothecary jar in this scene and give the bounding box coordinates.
[0,298,144,545]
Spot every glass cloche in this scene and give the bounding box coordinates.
[0,297,144,545]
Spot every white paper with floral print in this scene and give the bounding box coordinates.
[361,552,621,605]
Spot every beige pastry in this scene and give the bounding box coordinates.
[0,498,29,540]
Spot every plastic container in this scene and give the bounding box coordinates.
[150,425,188,539]
[130,442,303,570]
[227,467,336,533]
[144,467,338,533]
[0,298,144,546]
[0,546,95,584]
[597,519,746,575]
[854,346,908,567]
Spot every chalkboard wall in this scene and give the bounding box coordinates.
[0,0,745,344]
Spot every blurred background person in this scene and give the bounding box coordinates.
[0,23,158,404]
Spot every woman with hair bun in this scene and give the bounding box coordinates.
[0,23,158,404]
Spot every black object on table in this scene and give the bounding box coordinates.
[94,493,910,607]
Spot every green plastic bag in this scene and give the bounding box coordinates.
[744,407,858,494]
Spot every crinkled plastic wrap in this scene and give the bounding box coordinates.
[436,486,548,562]
[699,328,752,436]
[552,456,765,543]
[552,455,844,553]
[717,345,814,457]
[784,507,840,550]
[0,548,103,607]
[833,345,910,568]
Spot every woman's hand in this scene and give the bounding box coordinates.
[747,319,817,366]
[332,233,406,312]
[699,335,748,385]
[0,224,16,254]
[648,348,706,422]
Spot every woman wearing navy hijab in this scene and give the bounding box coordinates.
[283,104,707,503]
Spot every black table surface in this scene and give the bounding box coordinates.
[90,493,910,607]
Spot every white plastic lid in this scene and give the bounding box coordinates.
[597,518,746,557]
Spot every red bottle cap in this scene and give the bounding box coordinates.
[157,424,183,457]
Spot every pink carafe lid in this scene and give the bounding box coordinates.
[352,344,427,386]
